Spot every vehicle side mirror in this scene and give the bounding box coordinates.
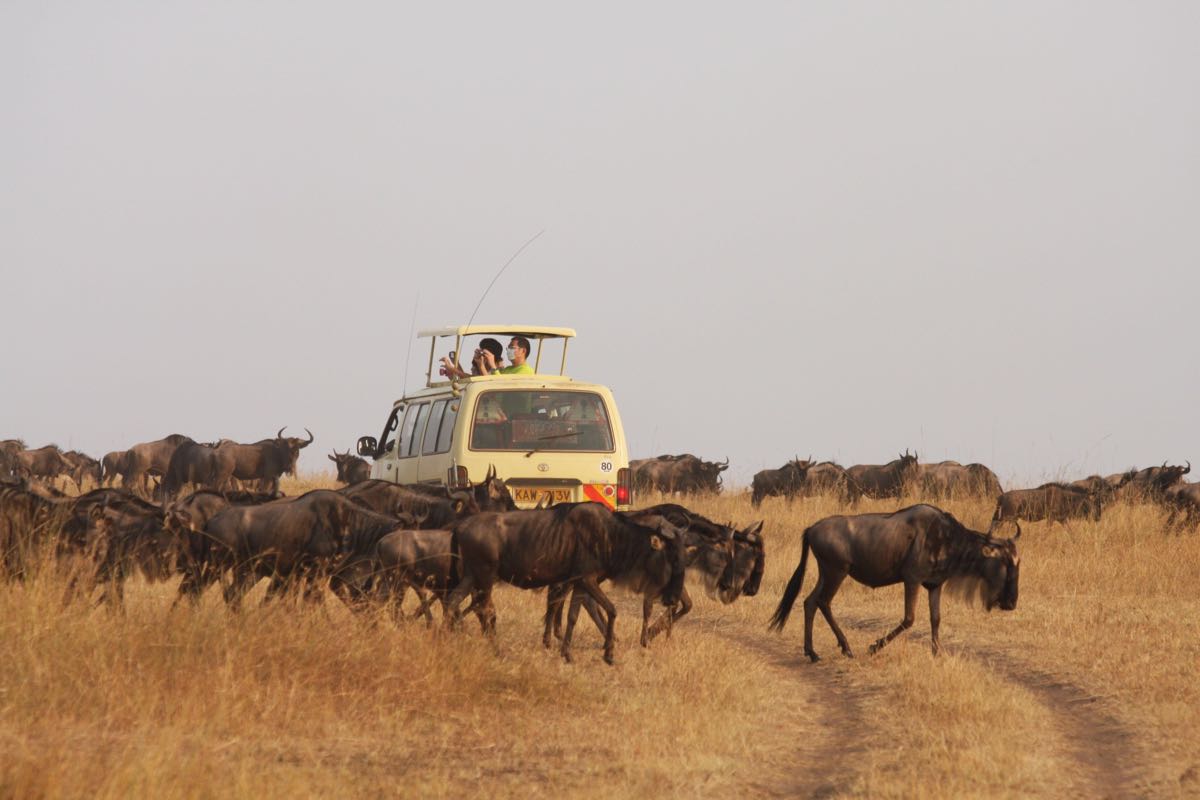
[356,436,378,457]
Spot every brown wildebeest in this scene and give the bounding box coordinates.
[401,466,517,512]
[214,427,314,495]
[329,449,371,485]
[769,504,1021,661]
[339,480,478,527]
[542,503,751,647]
[1070,472,1132,503]
[750,458,813,506]
[796,461,861,505]
[632,454,729,495]
[64,493,177,606]
[445,503,688,664]
[990,483,1102,530]
[375,528,457,624]
[0,440,26,477]
[203,489,401,608]
[846,450,920,500]
[60,451,102,491]
[1165,483,1200,533]
[915,461,1004,500]
[121,434,193,495]
[100,450,128,487]
[1121,462,1191,502]
[0,482,73,578]
[12,445,72,485]
[161,442,230,499]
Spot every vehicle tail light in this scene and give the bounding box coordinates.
[616,467,631,506]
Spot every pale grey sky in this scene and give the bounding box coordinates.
[3,2,1197,487]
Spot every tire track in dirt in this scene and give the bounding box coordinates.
[843,615,1145,798]
[711,619,871,798]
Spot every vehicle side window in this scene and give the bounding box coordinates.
[406,403,432,457]
[436,402,458,453]
[422,400,448,455]
[396,405,421,458]
[380,406,402,454]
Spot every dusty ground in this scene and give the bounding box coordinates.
[1,477,1197,798]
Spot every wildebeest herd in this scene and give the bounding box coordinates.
[2,436,1197,665]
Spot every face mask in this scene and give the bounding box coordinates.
[505,347,516,361]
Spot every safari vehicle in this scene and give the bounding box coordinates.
[356,325,632,510]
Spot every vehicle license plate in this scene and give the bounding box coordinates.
[511,487,574,505]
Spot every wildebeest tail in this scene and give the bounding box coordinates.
[768,529,809,632]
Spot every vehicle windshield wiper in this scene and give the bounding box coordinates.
[524,431,580,457]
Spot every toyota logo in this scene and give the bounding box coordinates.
[537,463,550,472]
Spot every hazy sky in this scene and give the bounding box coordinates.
[3,3,1197,487]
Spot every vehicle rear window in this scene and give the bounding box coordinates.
[470,390,614,452]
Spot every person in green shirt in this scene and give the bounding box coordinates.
[496,336,534,375]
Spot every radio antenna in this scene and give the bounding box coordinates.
[466,229,545,329]
[400,291,420,392]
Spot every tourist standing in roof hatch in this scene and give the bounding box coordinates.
[496,336,533,375]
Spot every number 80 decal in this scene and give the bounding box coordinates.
[599,459,613,473]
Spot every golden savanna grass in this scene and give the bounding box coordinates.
[1,474,1198,798]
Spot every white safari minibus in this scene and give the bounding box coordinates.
[356,325,632,510]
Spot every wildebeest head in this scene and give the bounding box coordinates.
[978,524,1021,611]
[637,516,688,607]
[725,521,765,600]
[327,449,361,482]
[277,427,315,475]
[477,465,517,511]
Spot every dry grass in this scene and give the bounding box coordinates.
[1,475,1197,797]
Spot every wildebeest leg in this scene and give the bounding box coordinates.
[870,581,919,655]
[803,562,851,661]
[560,585,589,663]
[573,577,618,665]
[645,587,692,643]
[543,583,570,647]
[443,574,475,628]
[410,586,437,626]
[927,584,943,655]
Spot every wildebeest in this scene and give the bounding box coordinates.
[1164,483,1200,533]
[61,450,102,491]
[631,454,729,495]
[990,482,1102,530]
[0,482,73,578]
[543,504,754,647]
[401,467,518,512]
[0,439,25,477]
[213,428,315,495]
[11,445,72,485]
[339,480,478,527]
[161,441,236,499]
[445,503,688,664]
[1117,462,1191,502]
[915,461,1004,500]
[329,449,371,485]
[769,504,1021,660]
[798,461,861,505]
[100,450,128,487]
[203,489,401,608]
[64,492,176,605]
[120,434,194,494]
[750,458,813,507]
[846,451,920,500]
[375,528,456,623]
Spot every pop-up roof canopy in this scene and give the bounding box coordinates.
[418,325,576,339]
[419,324,576,387]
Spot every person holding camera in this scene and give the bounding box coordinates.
[439,337,506,379]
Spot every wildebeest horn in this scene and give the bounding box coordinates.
[1185,461,1192,475]
[1012,521,1021,541]
[277,427,287,439]
[304,428,314,444]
